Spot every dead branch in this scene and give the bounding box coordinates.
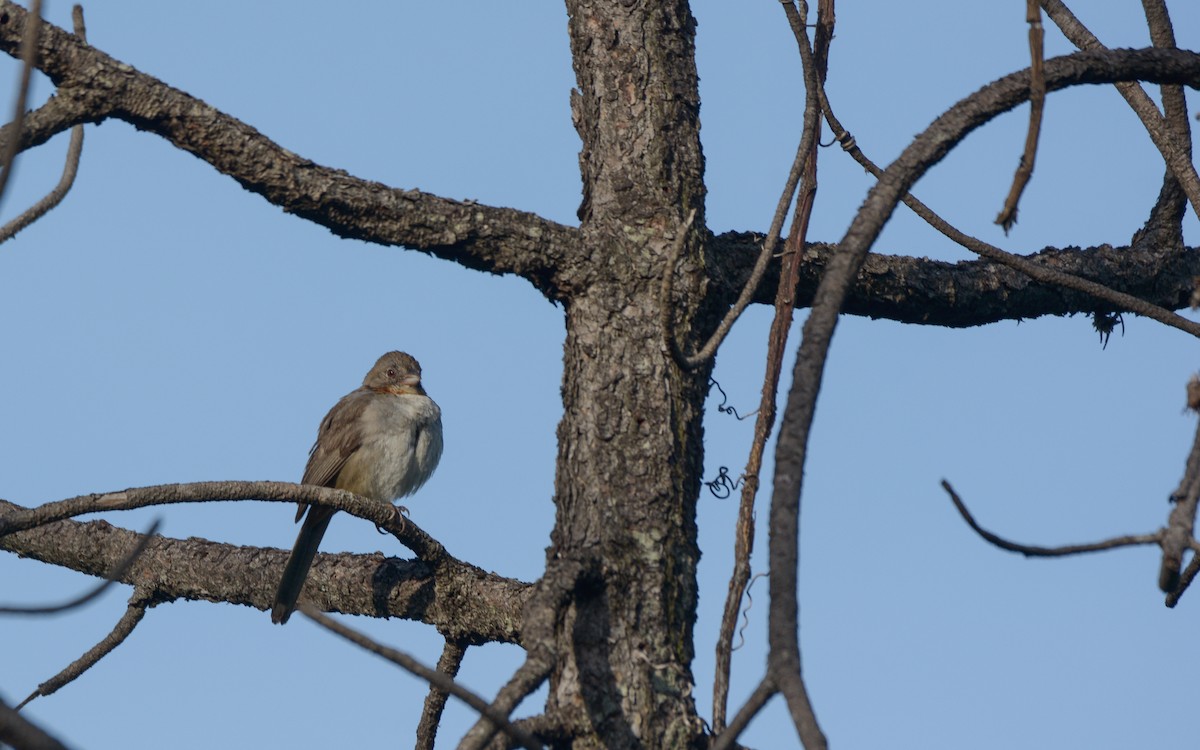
[996,0,1046,232]
[0,518,160,615]
[17,588,151,709]
[299,605,542,750]
[941,480,1162,557]
[415,638,468,750]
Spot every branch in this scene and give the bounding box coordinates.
[754,2,830,747]
[16,588,151,709]
[995,0,1046,232]
[299,606,543,750]
[459,557,583,750]
[0,695,69,750]
[0,0,39,210]
[760,42,1200,750]
[0,1,578,299]
[0,497,530,643]
[814,85,1200,340]
[0,3,84,244]
[712,235,1200,327]
[1160,409,1200,594]
[711,676,775,750]
[0,480,448,558]
[941,480,1162,557]
[1133,0,1192,249]
[712,0,831,734]
[1039,0,1200,221]
[415,638,468,750]
[710,47,1200,326]
[0,518,160,615]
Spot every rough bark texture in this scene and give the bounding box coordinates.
[542,2,711,746]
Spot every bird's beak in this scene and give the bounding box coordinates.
[399,374,421,387]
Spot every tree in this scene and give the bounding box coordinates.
[2,1,1199,748]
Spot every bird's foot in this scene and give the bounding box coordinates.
[375,504,409,534]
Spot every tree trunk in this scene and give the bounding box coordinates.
[546,1,712,745]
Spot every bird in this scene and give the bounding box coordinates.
[271,351,443,625]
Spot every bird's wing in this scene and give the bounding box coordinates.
[295,387,371,521]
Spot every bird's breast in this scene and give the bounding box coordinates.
[335,394,442,502]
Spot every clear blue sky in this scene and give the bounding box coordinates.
[2,2,1198,748]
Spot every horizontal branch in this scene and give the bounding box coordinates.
[709,234,1200,327]
[942,480,1163,557]
[0,494,530,644]
[0,1,577,299]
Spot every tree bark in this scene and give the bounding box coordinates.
[541,1,711,746]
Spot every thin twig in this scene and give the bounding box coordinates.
[664,21,820,369]
[0,0,42,210]
[299,605,542,750]
[941,479,1162,557]
[1165,540,1200,608]
[996,0,1046,232]
[0,480,448,564]
[1132,0,1191,249]
[460,559,583,750]
[415,638,468,750]
[711,676,775,750]
[17,588,152,709]
[711,0,831,734]
[458,651,553,750]
[0,4,85,244]
[755,3,830,747]
[1039,0,1200,221]
[0,518,161,615]
[1160,412,1200,592]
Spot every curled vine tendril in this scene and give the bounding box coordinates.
[705,466,745,499]
[710,377,756,421]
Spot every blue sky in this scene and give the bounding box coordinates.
[2,2,1199,748]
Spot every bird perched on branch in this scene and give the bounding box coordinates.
[271,351,443,624]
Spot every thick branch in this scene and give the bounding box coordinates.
[0,1,577,299]
[0,498,530,644]
[710,236,1200,327]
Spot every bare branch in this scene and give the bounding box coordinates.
[0,498,530,643]
[758,41,1200,750]
[0,480,449,560]
[17,588,151,709]
[0,695,69,750]
[1165,541,1200,607]
[0,1,577,298]
[459,558,585,750]
[0,518,160,615]
[1134,0,1192,248]
[755,3,831,747]
[816,88,1200,341]
[669,102,808,368]
[713,0,832,734]
[1160,413,1200,592]
[1040,0,1200,221]
[415,638,468,750]
[0,0,41,210]
[941,480,1162,557]
[0,3,84,244]
[299,605,543,750]
[711,677,775,750]
[996,0,1046,232]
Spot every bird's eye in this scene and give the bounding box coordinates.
[386,368,397,379]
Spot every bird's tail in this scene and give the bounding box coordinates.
[271,505,336,624]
